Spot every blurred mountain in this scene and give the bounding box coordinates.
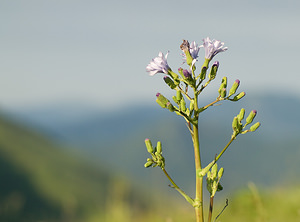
[8,93,300,194]
[0,113,150,222]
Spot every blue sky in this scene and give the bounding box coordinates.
[1,0,300,111]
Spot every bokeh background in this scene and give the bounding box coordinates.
[0,0,300,221]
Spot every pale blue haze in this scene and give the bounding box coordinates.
[0,0,299,110]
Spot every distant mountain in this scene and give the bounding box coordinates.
[0,113,150,222]
[8,93,300,194]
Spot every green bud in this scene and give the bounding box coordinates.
[176,90,182,101]
[221,77,227,87]
[166,102,175,112]
[250,122,261,132]
[238,108,245,122]
[218,167,224,178]
[163,76,176,89]
[220,88,226,98]
[180,98,186,112]
[199,58,209,80]
[207,171,211,179]
[232,116,240,133]
[232,92,246,101]
[229,79,240,96]
[156,141,162,153]
[168,70,179,82]
[218,77,227,95]
[246,110,257,124]
[211,163,218,179]
[172,95,179,104]
[156,99,165,108]
[144,160,153,168]
[189,100,194,112]
[208,61,219,80]
[199,66,207,80]
[145,138,154,153]
[156,93,169,108]
[178,67,184,78]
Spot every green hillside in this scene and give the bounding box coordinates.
[0,113,193,222]
[0,114,121,221]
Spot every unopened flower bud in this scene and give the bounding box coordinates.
[229,79,240,96]
[145,138,154,153]
[209,61,219,80]
[144,160,153,168]
[178,67,183,76]
[172,96,179,104]
[163,76,176,89]
[168,70,179,82]
[246,110,257,124]
[220,88,226,98]
[189,100,195,112]
[211,163,218,179]
[238,108,245,121]
[221,76,227,87]
[218,77,227,95]
[180,98,186,112]
[232,92,246,101]
[250,122,261,132]
[156,141,162,153]
[232,116,240,133]
[176,90,182,101]
[166,102,175,112]
[182,69,192,79]
[156,93,169,108]
[218,168,224,178]
[207,171,211,179]
[199,66,207,80]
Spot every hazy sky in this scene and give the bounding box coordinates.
[1,0,300,111]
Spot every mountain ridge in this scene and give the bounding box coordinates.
[5,93,300,194]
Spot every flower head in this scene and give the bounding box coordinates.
[181,40,201,65]
[146,52,170,76]
[201,37,228,60]
[189,41,201,60]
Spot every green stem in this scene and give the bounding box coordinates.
[199,97,222,113]
[162,168,194,206]
[193,93,204,222]
[215,136,235,162]
[207,196,214,222]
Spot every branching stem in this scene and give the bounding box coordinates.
[162,168,194,206]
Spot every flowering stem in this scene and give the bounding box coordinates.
[192,92,204,222]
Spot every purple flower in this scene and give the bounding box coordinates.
[146,52,170,76]
[201,37,228,60]
[182,69,192,78]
